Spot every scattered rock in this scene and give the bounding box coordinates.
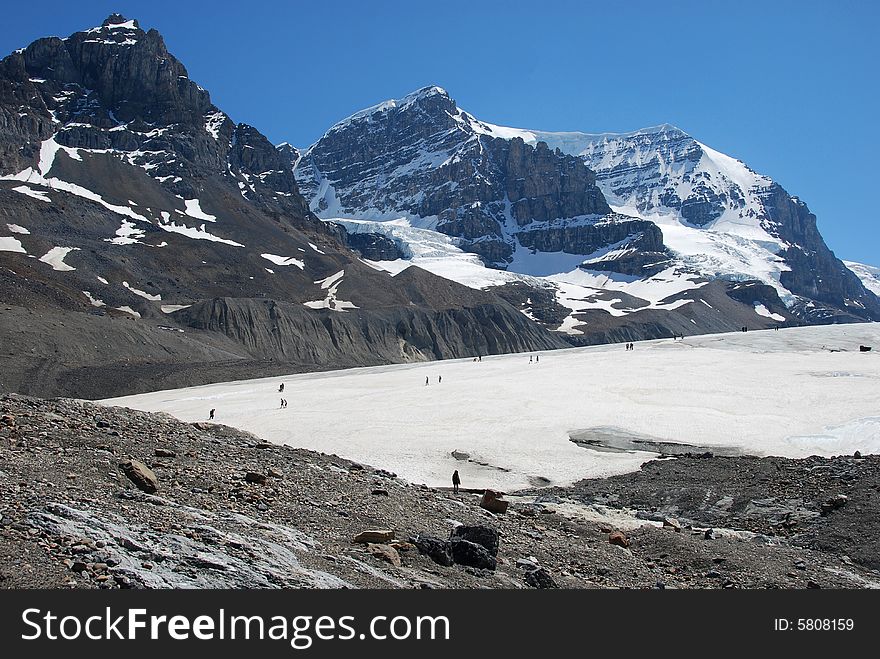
[353,530,395,544]
[608,531,629,548]
[663,517,682,532]
[450,537,496,571]
[119,459,158,494]
[411,535,453,567]
[367,543,401,567]
[479,489,509,514]
[267,467,283,479]
[371,488,389,496]
[704,528,715,540]
[524,566,558,588]
[245,472,267,485]
[820,494,848,515]
[451,524,499,556]
[154,448,177,458]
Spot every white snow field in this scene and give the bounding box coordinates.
[103,324,880,492]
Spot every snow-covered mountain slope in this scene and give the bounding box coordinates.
[845,261,880,297]
[292,87,880,331]
[477,121,879,322]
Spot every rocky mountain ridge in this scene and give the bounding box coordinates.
[0,17,563,398]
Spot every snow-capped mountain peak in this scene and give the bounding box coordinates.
[291,86,880,330]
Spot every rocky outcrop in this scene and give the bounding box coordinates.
[763,185,880,321]
[517,214,672,277]
[341,231,404,261]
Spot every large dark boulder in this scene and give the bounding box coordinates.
[411,535,453,567]
[524,567,558,589]
[451,524,499,556]
[449,537,497,570]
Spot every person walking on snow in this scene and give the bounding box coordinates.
[279,383,284,392]
[425,376,429,386]
[452,469,461,494]
[209,409,215,420]
[439,375,442,384]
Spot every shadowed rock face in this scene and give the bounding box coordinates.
[176,295,570,365]
[762,185,879,322]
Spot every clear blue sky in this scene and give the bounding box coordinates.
[2,0,877,265]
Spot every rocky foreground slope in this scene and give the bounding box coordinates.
[2,394,877,589]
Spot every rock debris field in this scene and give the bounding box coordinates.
[2,392,879,589]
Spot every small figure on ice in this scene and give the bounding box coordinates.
[209,408,215,420]
[452,469,461,494]
[279,383,285,392]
